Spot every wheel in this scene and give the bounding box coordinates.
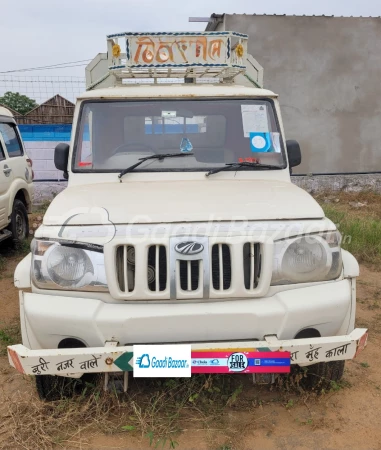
[36,375,76,401]
[36,373,98,401]
[302,360,345,391]
[8,199,29,243]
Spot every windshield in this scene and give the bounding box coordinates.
[73,99,286,172]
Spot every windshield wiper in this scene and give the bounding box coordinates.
[205,161,282,177]
[118,153,194,179]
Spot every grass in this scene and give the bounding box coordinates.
[0,387,120,449]
[0,322,21,356]
[33,198,53,215]
[0,369,344,449]
[316,191,381,265]
[0,238,31,278]
[13,238,31,257]
[0,375,247,449]
[323,204,381,263]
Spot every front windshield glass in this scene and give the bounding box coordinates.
[73,99,286,172]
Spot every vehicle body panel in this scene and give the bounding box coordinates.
[20,279,353,351]
[42,179,323,226]
[0,107,33,232]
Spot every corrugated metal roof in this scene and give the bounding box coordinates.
[229,13,380,17]
[205,13,381,30]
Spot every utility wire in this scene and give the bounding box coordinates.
[9,63,89,72]
[0,59,92,74]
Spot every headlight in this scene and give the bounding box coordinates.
[31,239,108,291]
[271,232,342,285]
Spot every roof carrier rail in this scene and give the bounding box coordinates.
[86,31,264,90]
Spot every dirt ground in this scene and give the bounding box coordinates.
[0,255,380,449]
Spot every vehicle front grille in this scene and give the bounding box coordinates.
[111,238,267,300]
[179,260,200,291]
[148,245,167,292]
[211,244,232,290]
[243,242,261,290]
[116,245,135,293]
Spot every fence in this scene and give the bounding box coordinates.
[0,76,85,104]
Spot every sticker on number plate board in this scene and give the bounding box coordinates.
[191,351,290,374]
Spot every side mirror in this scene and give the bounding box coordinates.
[286,140,301,170]
[54,143,70,179]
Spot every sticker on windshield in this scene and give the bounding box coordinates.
[241,104,269,137]
[180,137,193,153]
[239,157,259,163]
[271,132,281,153]
[249,132,271,152]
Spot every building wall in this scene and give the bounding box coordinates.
[24,141,63,180]
[20,125,69,180]
[221,15,381,174]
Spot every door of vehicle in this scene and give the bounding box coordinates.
[0,122,27,186]
[0,138,12,228]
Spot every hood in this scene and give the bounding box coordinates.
[43,180,324,226]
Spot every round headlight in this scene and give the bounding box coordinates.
[47,246,94,287]
[281,236,331,282]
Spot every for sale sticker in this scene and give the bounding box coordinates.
[133,344,191,377]
[191,351,290,374]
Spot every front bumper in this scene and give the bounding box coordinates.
[8,277,368,376]
[8,329,368,376]
[21,279,355,350]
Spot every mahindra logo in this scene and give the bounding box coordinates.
[175,241,204,255]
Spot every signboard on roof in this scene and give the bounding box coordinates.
[107,31,248,71]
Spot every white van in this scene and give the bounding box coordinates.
[7,32,367,400]
[0,106,33,243]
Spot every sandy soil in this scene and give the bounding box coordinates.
[0,253,380,449]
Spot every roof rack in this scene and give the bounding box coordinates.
[86,31,264,90]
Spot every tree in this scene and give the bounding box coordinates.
[0,91,38,115]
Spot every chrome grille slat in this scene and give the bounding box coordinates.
[116,245,135,293]
[218,244,223,292]
[211,243,231,291]
[187,260,191,291]
[249,242,254,289]
[243,242,261,291]
[179,260,199,292]
[123,245,129,292]
[155,244,160,292]
[148,245,167,292]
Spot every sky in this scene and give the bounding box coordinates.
[0,0,380,101]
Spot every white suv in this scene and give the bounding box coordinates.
[7,32,368,400]
[0,106,33,244]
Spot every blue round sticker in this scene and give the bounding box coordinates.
[249,132,271,152]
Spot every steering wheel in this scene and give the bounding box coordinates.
[111,142,155,156]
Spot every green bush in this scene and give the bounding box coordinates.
[323,205,381,264]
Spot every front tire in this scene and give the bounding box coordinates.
[36,373,98,401]
[36,375,77,401]
[303,360,345,390]
[8,199,29,243]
